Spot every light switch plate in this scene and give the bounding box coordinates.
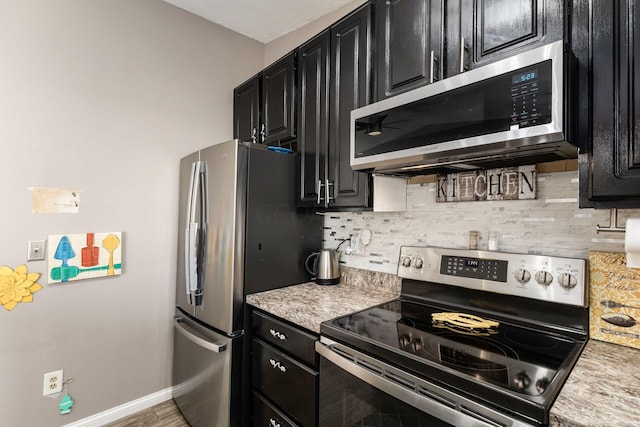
[27,240,45,261]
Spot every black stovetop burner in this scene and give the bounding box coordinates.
[323,299,580,397]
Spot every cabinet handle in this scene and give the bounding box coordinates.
[269,418,281,427]
[260,124,266,143]
[326,179,335,205]
[317,180,324,204]
[430,51,440,83]
[251,128,257,144]
[269,358,287,373]
[269,328,287,341]
[460,38,468,74]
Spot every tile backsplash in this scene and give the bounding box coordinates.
[322,171,640,274]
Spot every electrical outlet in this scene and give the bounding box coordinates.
[43,370,63,396]
[28,240,45,261]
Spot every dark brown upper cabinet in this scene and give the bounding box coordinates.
[297,4,373,209]
[296,31,330,207]
[375,0,444,100]
[233,52,296,146]
[446,0,565,77]
[262,54,296,145]
[328,3,373,209]
[579,0,640,208]
[233,74,260,144]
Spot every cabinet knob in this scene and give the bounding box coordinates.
[260,123,266,143]
[269,328,287,341]
[269,358,287,373]
[251,128,257,144]
[269,418,281,427]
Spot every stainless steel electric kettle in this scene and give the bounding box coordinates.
[305,249,341,285]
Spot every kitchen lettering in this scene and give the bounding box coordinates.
[436,165,537,202]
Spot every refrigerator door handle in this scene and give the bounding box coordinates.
[197,161,209,302]
[185,161,206,300]
[174,317,227,353]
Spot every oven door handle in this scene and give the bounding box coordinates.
[316,339,533,427]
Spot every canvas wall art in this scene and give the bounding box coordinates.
[47,232,122,283]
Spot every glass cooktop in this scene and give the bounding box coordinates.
[321,299,581,397]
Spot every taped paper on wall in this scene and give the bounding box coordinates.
[28,187,80,214]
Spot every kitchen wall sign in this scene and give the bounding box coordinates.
[589,251,640,349]
[47,232,122,284]
[436,165,536,203]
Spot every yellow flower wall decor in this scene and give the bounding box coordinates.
[0,264,43,311]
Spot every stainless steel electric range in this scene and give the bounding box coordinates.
[317,246,588,427]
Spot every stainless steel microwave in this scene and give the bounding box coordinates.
[350,41,577,174]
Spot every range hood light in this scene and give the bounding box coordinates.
[367,122,382,136]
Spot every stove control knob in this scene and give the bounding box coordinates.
[401,257,412,267]
[411,338,423,352]
[534,270,553,286]
[414,258,424,269]
[535,377,550,394]
[558,273,578,289]
[513,372,531,391]
[514,268,531,283]
[399,335,411,347]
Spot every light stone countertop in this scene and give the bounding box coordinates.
[247,268,640,427]
[550,340,640,427]
[246,267,401,334]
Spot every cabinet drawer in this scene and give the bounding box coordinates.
[252,339,318,427]
[252,311,318,367]
[253,391,298,427]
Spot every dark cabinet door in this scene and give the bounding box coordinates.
[579,0,640,207]
[329,4,373,209]
[448,0,564,76]
[262,53,296,145]
[252,339,318,427]
[233,75,260,143]
[296,31,330,207]
[375,0,444,100]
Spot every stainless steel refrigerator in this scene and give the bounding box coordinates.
[172,140,321,427]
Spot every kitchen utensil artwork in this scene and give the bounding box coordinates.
[47,232,122,283]
[589,251,640,349]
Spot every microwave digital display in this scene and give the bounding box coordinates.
[512,69,538,84]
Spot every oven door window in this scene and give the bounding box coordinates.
[319,355,452,427]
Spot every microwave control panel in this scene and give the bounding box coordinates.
[510,60,552,129]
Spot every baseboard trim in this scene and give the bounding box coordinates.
[61,387,173,427]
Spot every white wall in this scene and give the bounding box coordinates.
[0,1,263,425]
[264,0,368,66]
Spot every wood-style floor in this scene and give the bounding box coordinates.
[104,399,190,427]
